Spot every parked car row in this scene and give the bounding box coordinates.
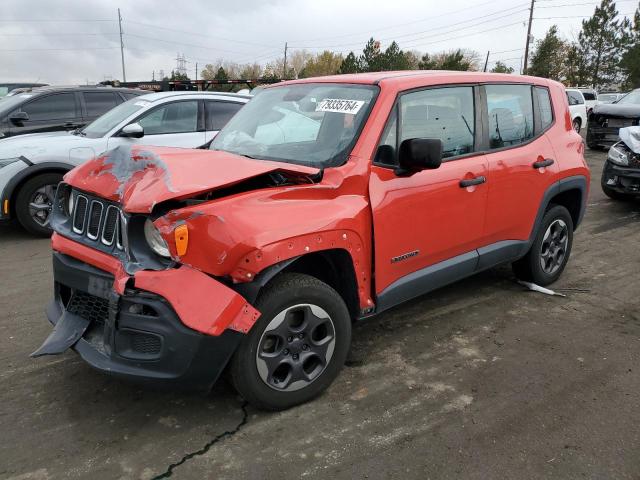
[0,89,249,234]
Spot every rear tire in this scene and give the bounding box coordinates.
[15,173,63,237]
[230,273,352,411]
[512,204,573,286]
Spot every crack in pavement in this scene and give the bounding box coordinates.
[151,400,249,479]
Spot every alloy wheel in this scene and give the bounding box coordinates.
[256,304,336,392]
[539,219,568,275]
[28,184,56,227]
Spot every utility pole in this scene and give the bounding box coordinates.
[483,51,490,72]
[195,62,198,81]
[523,0,535,75]
[283,42,288,80]
[118,8,126,82]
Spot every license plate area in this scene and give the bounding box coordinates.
[608,119,632,128]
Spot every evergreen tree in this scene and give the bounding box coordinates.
[215,67,228,81]
[528,26,567,80]
[381,42,410,70]
[578,0,623,88]
[360,38,383,71]
[620,6,640,89]
[491,61,514,74]
[339,52,361,74]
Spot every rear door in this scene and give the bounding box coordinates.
[204,100,244,144]
[369,85,489,297]
[482,83,559,245]
[10,92,81,135]
[109,99,206,149]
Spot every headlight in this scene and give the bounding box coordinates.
[144,218,170,257]
[0,158,20,169]
[608,143,629,166]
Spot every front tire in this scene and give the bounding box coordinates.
[512,204,574,286]
[15,173,63,237]
[230,273,352,411]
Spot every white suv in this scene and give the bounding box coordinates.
[566,89,588,133]
[0,91,249,235]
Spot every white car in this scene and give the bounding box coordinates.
[566,89,588,133]
[575,87,599,114]
[0,91,249,235]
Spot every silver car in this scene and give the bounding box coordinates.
[0,91,250,235]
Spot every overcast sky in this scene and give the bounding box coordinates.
[2,0,638,84]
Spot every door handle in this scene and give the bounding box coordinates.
[533,158,554,169]
[459,176,486,188]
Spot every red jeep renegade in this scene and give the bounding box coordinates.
[34,72,589,410]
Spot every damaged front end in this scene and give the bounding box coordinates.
[33,145,268,390]
[602,126,640,196]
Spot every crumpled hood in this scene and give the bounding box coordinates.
[0,130,87,158]
[64,145,320,213]
[592,103,640,118]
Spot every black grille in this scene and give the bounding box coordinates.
[69,192,123,249]
[73,196,88,233]
[87,201,103,239]
[131,333,162,354]
[102,206,119,245]
[67,291,110,324]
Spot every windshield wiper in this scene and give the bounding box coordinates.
[71,128,86,136]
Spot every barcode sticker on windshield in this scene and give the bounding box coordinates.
[316,99,365,115]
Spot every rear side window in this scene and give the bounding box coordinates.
[206,101,243,131]
[535,87,553,130]
[84,92,119,117]
[399,86,475,159]
[485,84,534,149]
[582,92,596,101]
[21,93,76,120]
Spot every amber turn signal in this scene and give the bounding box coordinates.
[174,224,189,256]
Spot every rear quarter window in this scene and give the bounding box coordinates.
[535,87,554,131]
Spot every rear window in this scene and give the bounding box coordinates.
[567,91,584,106]
[582,92,596,101]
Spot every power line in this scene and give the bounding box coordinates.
[0,47,119,52]
[289,5,530,49]
[123,20,279,49]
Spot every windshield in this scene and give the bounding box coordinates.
[210,83,378,168]
[617,90,640,105]
[81,98,149,138]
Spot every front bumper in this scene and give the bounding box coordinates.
[601,160,640,195]
[587,126,621,147]
[42,251,244,389]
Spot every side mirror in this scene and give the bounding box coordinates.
[395,138,442,176]
[120,122,144,138]
[9,111,29,125]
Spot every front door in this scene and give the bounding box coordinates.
[370,85,488,305]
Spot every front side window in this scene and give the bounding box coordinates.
[138,100,198,135]
[486,84,534,149]
[21,93,76,120]
[84,92,119,117]
[398,86,475,159]
[535,87,554,131]
[205,101,243,131]
[210,83,378,168]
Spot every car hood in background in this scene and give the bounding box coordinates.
[64,145,321,213]
[0,131,97,160]
[592,103,640,118]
